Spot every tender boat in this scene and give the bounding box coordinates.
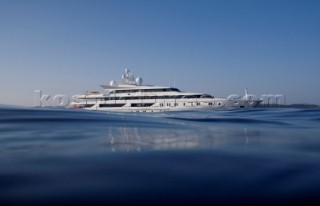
[70,69,261,112]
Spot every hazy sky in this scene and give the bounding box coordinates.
[1,0,320,106]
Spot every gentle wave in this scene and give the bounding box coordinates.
[166,116,292,126]
[1,106,320,205]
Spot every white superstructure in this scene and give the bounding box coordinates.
[70,69,261,112]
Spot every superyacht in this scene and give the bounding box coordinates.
[70,69,261,112]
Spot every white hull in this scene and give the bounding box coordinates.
[72,98,261,112]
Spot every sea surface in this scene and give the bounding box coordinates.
[1,106,320,205]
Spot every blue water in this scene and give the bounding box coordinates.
[1,106,320,205]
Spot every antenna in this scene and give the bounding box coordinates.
[243,88,250,101]
[121,68,143,85]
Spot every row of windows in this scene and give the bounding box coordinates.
[112,88,180,94]
[161,102,218,107]
[131,103,154,107]
[100,104,125,107]
[83,95,213,101]
[83,102,217,108]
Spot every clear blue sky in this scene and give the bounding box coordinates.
[1,0,320,106]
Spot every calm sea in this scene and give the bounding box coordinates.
[1,106,320,205]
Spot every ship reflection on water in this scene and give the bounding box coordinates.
[106,125,259,153]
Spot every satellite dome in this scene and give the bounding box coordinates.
[135,77,143,86]
[110,80,118,87]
